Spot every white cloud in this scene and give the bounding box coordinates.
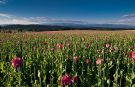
[29,17,49,24]
[48,19,88,24]
[0,0,7,4]
[122,13,135,18]
[0,13,47,24]
[114,13,135,25]
[0,13,88,25]
[117,19,135,25]
[89,13,135,26]
[0,13,12,18]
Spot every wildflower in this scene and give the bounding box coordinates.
[72,76,78,83]
[131,52,135,59]
[129,52,135,62]
[11,57,23,69]
[61,74,72,86]
[56,43,63,49]
[105,43,111,48]
[73,56,79,62]
[96,58,103,65]
[85,59,91,64]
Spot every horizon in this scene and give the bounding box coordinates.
[0,0,135,25]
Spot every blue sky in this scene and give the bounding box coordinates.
[0,0,135,25]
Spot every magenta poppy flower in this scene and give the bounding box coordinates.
[73,56,79,62]
[96,58,103,65]
[61,74,72,86]
[72,76,78,83]
[11,57,23,69]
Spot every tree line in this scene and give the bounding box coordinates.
[0,24,134,33]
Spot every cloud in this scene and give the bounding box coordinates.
[0,13,134,26]
[29,17,49,24]
[48,19,88,24]
[122,13,135,18]
[0,13,12,18]
[0,13,88,25]
[0,13,43,24]
[117,19,135,25]
[0,0,7,4]
[114,13,135,25]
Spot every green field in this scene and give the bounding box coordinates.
[1,30,135,87]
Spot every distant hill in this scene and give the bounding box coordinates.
[0,24,71,31]
[49,23,135,28]
[0,23,135,31]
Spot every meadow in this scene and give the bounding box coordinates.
[1,30,135,87]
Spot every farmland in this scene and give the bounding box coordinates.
[1,30,135,87]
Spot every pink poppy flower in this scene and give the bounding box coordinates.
[73,56,79,62]
[96,58,103,65]
[130,52,135,62]
[85,59,91,64]
[11,57,23,69]
[132,52,135,59]
[56,43,63,49]
[105,43,111,48]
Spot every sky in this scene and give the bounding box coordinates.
[0,0,135,25]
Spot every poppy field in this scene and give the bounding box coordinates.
[1,30,135,87]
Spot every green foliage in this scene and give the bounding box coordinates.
[0,31,135,86]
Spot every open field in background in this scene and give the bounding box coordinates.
[1,30,135,86]
[28,30,135,34]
